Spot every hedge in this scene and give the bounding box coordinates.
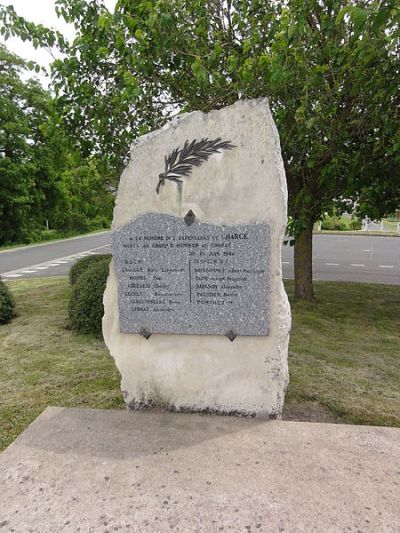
[68,258,111,335]
[0,278,16,324]
[69,254,111,285]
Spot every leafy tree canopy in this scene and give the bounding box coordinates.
[0,43,113,245]
[0,44,54,243]
[1,0,399,297]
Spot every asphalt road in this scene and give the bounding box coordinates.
[0,232,111,280]
[285,233,400,285]
[1,231,399,285]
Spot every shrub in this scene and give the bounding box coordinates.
[321,218,334,230]
[0,278,16,324]
[321,216,347,231]
[69,254,112,285]
[69,259,110,336]
[349,218,362,230]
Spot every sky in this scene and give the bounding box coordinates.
[0,0,117,83]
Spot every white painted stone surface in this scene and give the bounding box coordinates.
[103,98,291,417]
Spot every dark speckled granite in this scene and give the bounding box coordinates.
[112,213,270,336]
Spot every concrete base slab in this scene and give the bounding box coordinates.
[0,407,399,533]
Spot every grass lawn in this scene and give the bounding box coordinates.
[1,277,399,451]
[0,277,123,451]
[285,282,400,426]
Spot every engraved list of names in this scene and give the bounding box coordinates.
[112,213,270,336]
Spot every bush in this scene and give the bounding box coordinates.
[69,254,112,285]
[349,218,362,230]
[0,278,16,324]
[321,217,346,231]
[69,259,110,336]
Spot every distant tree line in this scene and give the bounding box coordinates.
[0,44,113,246]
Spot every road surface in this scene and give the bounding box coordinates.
[0,232,111,280]
[1,231,399,285]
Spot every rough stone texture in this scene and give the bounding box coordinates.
[1,407,400,532]
[112,214,270,336]
[103,98,291,417]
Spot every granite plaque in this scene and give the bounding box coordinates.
[112,213,270,336]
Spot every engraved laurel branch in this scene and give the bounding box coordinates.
[156,137,236,194]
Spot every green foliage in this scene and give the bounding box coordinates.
[321,215,362,231]
[349,218,362,231]
[0,45,51,244]
[0,3,68,52]
[48,156,114,236]
[0,43,114,246]
[2,0,398,227]
[321,217,347,231]
[2,0,399,295]
[0,278,16,324]
[68,257,111,335]
[69,254,112,285]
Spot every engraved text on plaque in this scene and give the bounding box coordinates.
[112,213,270,336]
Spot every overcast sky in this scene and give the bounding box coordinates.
[0,0,117,83]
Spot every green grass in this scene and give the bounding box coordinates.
[0,277,123,451]
[0,277,399,451]
[285,281,400,426]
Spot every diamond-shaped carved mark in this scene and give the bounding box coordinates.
[184,210,196,226]
[140,328,151,340]
[225,330,237,342]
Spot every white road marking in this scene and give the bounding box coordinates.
[363,249,371,252]
[21,270,37,273]
[3,273,23,278]
[35,266,49,270]
[351,264,365,267]
[378,265,394,268]
[282,261,290,264]
[326,263,339,266]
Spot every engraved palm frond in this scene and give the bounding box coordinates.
[156,137,236,194]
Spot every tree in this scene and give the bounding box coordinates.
[111,0,400,300]
[0,43,114,245]
[2,0,399,297]
[0,44,51,243]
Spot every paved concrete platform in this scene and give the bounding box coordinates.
[0,407,399,532]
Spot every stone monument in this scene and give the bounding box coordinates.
[103,98,291,417]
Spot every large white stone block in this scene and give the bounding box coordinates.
[103,98,291,417]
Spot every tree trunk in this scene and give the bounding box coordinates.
[294,220,314,300]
